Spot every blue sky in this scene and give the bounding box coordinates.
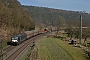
[18,0,90,13]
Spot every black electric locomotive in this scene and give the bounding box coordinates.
[11,33,27,45]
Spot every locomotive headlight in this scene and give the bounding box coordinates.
[12,40,18,42]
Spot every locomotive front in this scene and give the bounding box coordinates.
[11,36,19,45]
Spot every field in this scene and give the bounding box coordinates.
[23,36,90,60]
[37,37,89,60]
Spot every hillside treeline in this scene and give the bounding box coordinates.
[0,0,34,40]
[22,5,90,27]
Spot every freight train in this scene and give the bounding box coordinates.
[11,29,47,45]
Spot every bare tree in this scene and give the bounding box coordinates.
[55,15,66,36]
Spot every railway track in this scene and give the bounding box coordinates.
[0,45,16,59]
[4,34,43,60]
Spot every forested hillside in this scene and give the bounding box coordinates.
[0,0,35,40]
[22,5,90,28]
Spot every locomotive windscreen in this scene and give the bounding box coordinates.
[12,36,18,40]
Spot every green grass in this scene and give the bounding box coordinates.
[62,33,68,37]
[38,37,89,60]
[38,38,72,60]
[55,38,89,60]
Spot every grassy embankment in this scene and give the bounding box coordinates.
[37,37,89,60]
